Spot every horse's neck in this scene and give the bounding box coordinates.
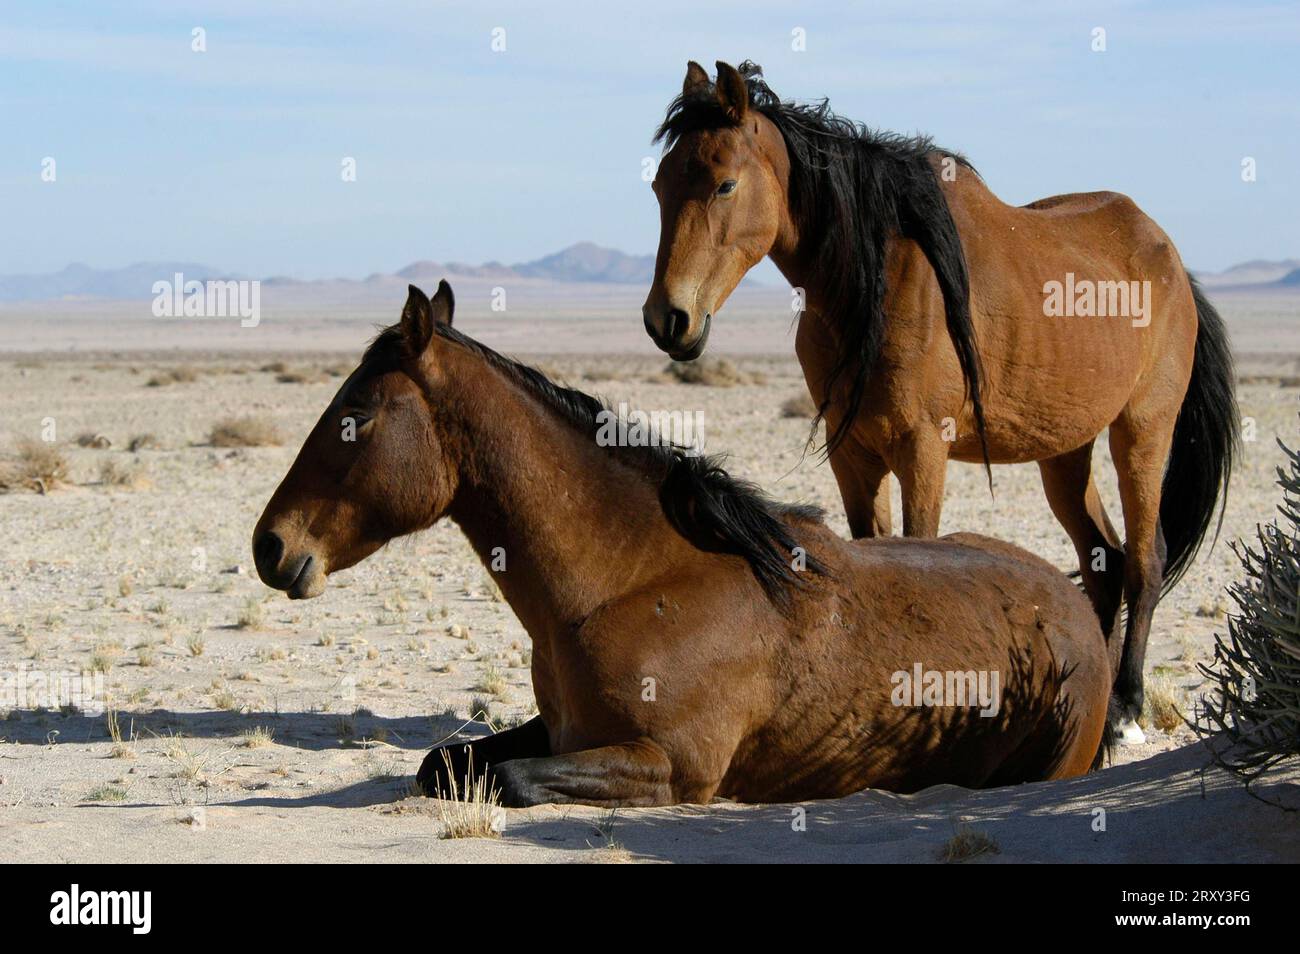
[444,356,671,640]
[765,196,830,321]
[755,113,865,322]
[768,250,837,348]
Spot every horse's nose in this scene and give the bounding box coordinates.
[643,306,691,352]
[253,530,285,583]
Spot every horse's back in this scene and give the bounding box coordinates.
[903,171,1197,458]
[839,530,1110,712]
[777,529,1113,790]
[1020,189,1138,216]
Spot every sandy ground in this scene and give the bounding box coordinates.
[1,296,1298,863]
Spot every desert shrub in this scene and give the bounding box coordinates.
[664,357,748,387]
[275,368,328,384]
[98,457,150,490]
[209,415,282,447]
[780,392,818,419]
[1196,429,1300,798]
[128,433,161,452]
[0,439,69,492]
[146,366,198,387]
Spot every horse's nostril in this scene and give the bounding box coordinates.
[666,308,689,342]
[254,531,284,575]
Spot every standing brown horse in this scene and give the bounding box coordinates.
[642,60,1239,743]
[252,282,1110,806]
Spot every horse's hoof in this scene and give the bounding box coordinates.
[1115,718,1146,746]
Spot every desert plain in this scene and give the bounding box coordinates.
[1,280,1298,863]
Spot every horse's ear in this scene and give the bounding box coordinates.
[429,279,455,327]
[714,61,748,123]
[683,60,709,95]
[400,284,434,353]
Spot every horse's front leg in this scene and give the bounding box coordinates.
[893,426,950,537]
[416,715,551,796]
[828,436,892,538]
[493,738,680,808]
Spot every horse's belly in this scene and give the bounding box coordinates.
[949,333,1142,463]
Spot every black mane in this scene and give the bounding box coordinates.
[655,61,989,472]
[363,323,827,607]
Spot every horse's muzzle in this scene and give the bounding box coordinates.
[253,530,323,599]
[666,313,711,361]
[644,307,711,361]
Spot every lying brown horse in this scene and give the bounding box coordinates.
[252,282,1110,806]
[641,60,1239,743]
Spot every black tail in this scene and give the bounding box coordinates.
[1159,274,1240,593]
[1091,706,1118,771]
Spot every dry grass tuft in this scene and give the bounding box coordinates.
[940,821,1000,862]
[84,784,128,803]
[236,597,266,630]
[429,749,504,839]
[88,645,119,673]
[106,707,137,759]
[209,415,282,448]
[240,726,275,748]
[1196,597,1230,619]
[1143,674,1185,733]
[475,665,509,699]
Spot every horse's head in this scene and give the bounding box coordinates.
[252,282,460,599]
[642,60,788,360]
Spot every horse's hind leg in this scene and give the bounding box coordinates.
[416,715,551,796]
[1108,418,1175,745]
[1038,442,1126,662]
[492,738,680,808]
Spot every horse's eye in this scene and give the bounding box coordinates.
[716,179,737,196]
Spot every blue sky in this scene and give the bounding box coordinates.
[2,0,1297,278]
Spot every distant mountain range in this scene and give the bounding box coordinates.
[1,245,1297,304]
[1194,259,1300,288]
[0,243,658,303]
